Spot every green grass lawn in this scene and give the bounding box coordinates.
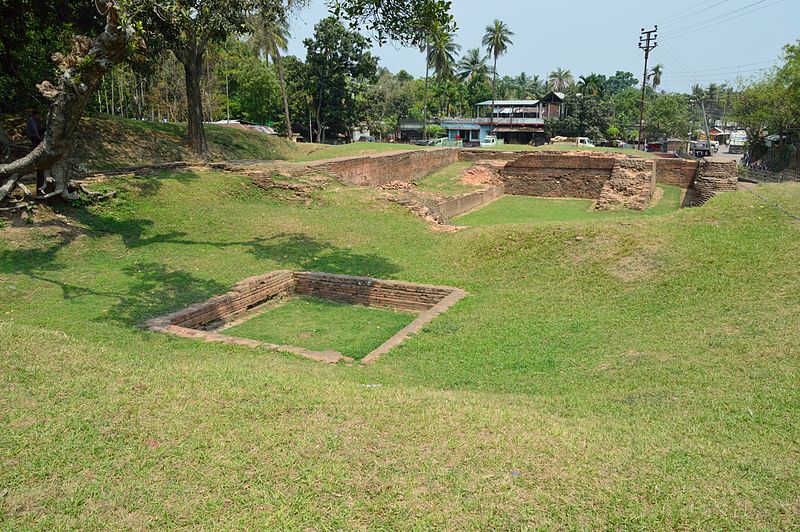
[223,297,416,359]
[456,185,684,225]
[480,143,660,159]
[296,141,426,162]
[413,161,477,196]
[1,166,799,528]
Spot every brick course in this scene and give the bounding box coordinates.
[654,159,700,187]
[148,271,467,364]
[690,160,739,206]
[317,148,458,187]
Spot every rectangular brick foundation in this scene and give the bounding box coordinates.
[316,149,458,187]
[498,152,656,210]
[147,271,467,364]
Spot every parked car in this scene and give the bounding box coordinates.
[480,135,505,147]
[690,140,712,157]
[357,136,376,143]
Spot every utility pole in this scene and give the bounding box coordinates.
[637,26,657,151]
[700,99,714,158]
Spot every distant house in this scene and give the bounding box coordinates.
[440,91,565,145]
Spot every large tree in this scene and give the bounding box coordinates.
[248,9,294,138]
[482,19,514,130]
[135,0,260,154]
[0,1,140,205]
[427,28,460,116]
[304,17,377,142]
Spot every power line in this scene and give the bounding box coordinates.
[661,0,771,34]
[665,65,777,79]
[660,0,786,40]
[666,59,779,74]
[659,0,731,27]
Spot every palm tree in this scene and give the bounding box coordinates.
[421,37,431,139]
[548,67,573,92]
[650,64,663,93]
[428,28,461,116]
[577,73,605,97]
[456,48,490,84]
[482,19,514,130]
[530,74,546,99]
[248,13,293,140]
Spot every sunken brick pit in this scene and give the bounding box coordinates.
[147,271,467,364]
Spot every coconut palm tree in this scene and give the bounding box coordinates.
[548,67,573,92]
[530,74,547,99]
[428,28,461,115]
[248,13,293,139]
[650,63,664,93]
[577,73,605,97]
[456,48,490,84]
[482,19,514,129]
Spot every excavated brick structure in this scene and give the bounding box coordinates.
[148,271,467,364]
[316,149,458,187]
[596,158,656,211]
[500,152,618,198]
[690,160,739,206]
[499,152,656,210]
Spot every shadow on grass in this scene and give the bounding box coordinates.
[2,210,399,328]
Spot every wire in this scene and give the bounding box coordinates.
[660,0,786,40]
[659,0,731,27]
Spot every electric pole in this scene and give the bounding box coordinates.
[638,26,657,151]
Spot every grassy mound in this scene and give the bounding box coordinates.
[69,116,313,169]
[1,168,799,528]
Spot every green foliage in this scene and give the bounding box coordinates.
[545,94,612,140]
[424,124,445,137]
[304,17,378,141]
[230,56,281,124]
[645,93,690,140]
[605,70,638,96]
[330,0,455,46]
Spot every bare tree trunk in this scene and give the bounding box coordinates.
[0,4,137,203]
[179,43,208,155]
[274,50,292,140]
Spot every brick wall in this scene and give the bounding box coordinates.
[422,184,505,223]
[149,270,295,331]
[744,167,800,182]
[654,159,699,187]
[500,153,617,199]
[690,161,739,206]
[293,272,454,312]
[317,148,458,187]
[458,150,521,163]
[596,159,656,211]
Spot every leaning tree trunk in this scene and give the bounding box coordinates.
[490,56,497,132]
[178,42,208,156]
[0,2,138,205]
[273,51,293,141]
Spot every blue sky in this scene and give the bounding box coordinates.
[285,0,799,93]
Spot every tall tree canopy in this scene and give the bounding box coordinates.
[304,17,377,142]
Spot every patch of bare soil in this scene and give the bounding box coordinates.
[458,164,501,187]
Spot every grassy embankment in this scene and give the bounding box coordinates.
[1,160,799,528]
[480,143,661,159]
[457,185,684,225]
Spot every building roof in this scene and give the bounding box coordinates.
[476,99,540,106]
